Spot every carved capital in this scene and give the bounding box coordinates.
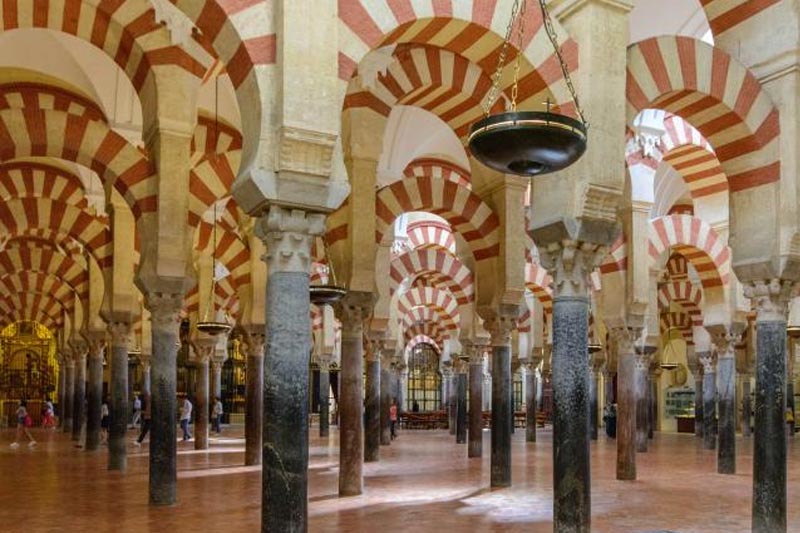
[211,359,224,373]
[256,207,325,274]
[708,324,745,360]
[192,337,216,363]
[698,351,716,374]
[277,126,337,179]
[608,326,643,356]
[334,292,374,340]
[80,332,106,360]
[484,312,517,347]
[539,240,606,298]
[744,279,795,322]
[108,322,132,349]
[145,292,184,334]
[241,327,266,359]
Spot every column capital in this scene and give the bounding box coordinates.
[539,240,606,298]
[241,326,266,359]
[708,323,745,360]
[698,351,716,374]
[744,279,795,322]
[81,330,107,360]
[608,325,643,355]
[634,346,655,370]
[145,291,184,334]
[192,337,216,362]
[483,308,518,347]
[108,322,132,348]
[255,207,325,274]
[334,291,375,339]
[211,358,224,372]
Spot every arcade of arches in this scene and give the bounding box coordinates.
[2,1,800,532]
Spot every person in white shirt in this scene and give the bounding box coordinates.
[212,397,224,434]
[179,396,193,441]
[130,395,142,429]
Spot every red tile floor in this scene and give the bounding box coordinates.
[1,425,799,532]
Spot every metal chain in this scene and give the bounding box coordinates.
[539,0,587,125]
[483,0,521,116]
[510,0,527,111]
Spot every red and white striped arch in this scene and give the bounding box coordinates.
[660,310,694,344]
[517,307,531,333]
[191,115,243,165]
[658,280,704,325]
[400,307,456,338]
[390,247,474,305]
[525,261,552,312]
[600,235,627,276]
[0,108,155,218]
[405,334,441,356]
[0,161,88,209]
[0,307,62,330]
[700,0,781,36]
[627,36,779,193]
[0,271,77,317]
[404,158,471,189]
[0,292,67,328]
[189,156,238,227]
[0,242,88,299]
[184,276,240,319]
[661,114,727,199]
[0,82,106,123]
[404,320,445,347]
[406,219,455,253]
[396,286,460,332]
[375,177,499,260]
[649,215,730,289]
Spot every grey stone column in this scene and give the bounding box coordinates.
[589,368,599,441]
[634,351,650,453]
[455,362,467,444]
[58,357,66,427]
[693,370,704,438]
[468,346,485,457]
[336,292,373,496]
[256,208,323,533]
[710,326,743,475]
[787,342,795,439]
[526,362,538,443]
[108,323,131,471]
[72,347,87,442]
[211,360,223,404]
[648,374,657,439]
[379,355,391,445]
[742,375,752,437]
[447,368,457,435]
[364,349,381,463]
[488,314,515,488]
[145,292,184,506]
[193,343,212,451]
[85,337,106,451]
[244,329,265,465]
[141,358,151,396]
[612,327,639,481]
[700,352,717,450]
[748,280,791,532]
[62,358,75,433]
[603,368,615,406]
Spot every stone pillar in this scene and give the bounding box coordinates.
[108,323,131,471]
[742,375,752,437]
[487,314,515,488]
[526,362,538,443]
[145,293,184,506]
[455,360,468,444]
[747,280,792,532]
[211,359,223,404]
[468,344,485,457]
[62,357,75,433]
[647,372,658,439]
[193,340,213,451]
[700,352,717,450]
[603,368,615,407]
[634,350,650,453]
[364,343,381,463]
[611,326,639,481]
[257,208,324,531]
[787,341,795,439]
[589,366,600,441]
[710,326,743,475]
[379,354,392,445]
[244,329,265,465]
[141,358,152,397]
[336,293,372,496]
[319,364,331,438]
[446,367,456,435]
[72,347,87,442]
[58,357,66,427]
[85,337,105,452]
[693,367,704,438]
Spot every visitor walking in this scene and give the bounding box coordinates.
[212,396,223,434]
[133,393,151,447]
[10,400,36,448]
[389,398,398,440]
[180,395,193,441]
[100,397,110,444]
[42,398,55,429]
[130,394,142,429]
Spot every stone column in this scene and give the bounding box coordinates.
[589,364,601,441]
[145,293,184,506]
[710,326,743,475]
[85,337,106,452]
[243,329,265,465]
[72,346,87,442]
[647,372,658,439]
[742,375,752,437]
[455,359,468,444]
[603,368,615,407]
[747,280,792,532]
[58,357,66,428]
[364,340,381,463]
[700,352,717,450]
[108,323,131,471]
[692,365,704,438]
[62,356,75,433]
[526,362,538,443]
[379,353,392,445]
[787,341,795,439]
[446,367,456,435]
[141,357,152,397]
[336,292,373,496]
[193,340,214,451]
[487,314,515,488]
[634,350,650,453]
[468,344,485,457]
[211,359,223,404]
[611,326,640,481]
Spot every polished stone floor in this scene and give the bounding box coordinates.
[1,424,799,532]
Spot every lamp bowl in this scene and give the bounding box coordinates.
[468,111,587,177]
[659,362,680,371]
[310,285,347,306]
[196,321,233,337]
[587,343,603,354]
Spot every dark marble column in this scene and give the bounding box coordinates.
[146,293,184,506]
[62,358,75,433]
[488,315,514,488]
[108,323,130,471]
[447,370,457,435]
[336,292,373,497]
[319,365,331,439]
[244,330,265,466]
[750,282,789,533]
[648,375,657,439]
[589,368,599,441]
[456,365,467,444]
[85,342,105,452]
[58,358,66,428]
[552,291,590,531]
[211,360,223,405]
[469,350,484,457]
[72,349,87,442]
[379,358,391,445]
[364,354,380,462]
[194,353,211,451]
[700,353,717,451]
[717,355,736,473]
[612,328,638,481]
[693,371,704,438]
[526,363,537,443]
[142,359,152,397]
[741,375,751,437]
[634,352,649,453]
